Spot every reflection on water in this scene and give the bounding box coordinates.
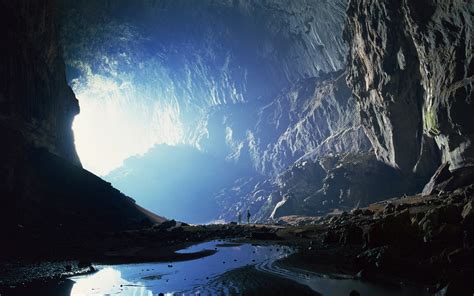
[70,240,291,295]
[255,261,429,296]
[70,240,428,296]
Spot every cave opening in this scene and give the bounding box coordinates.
[1,0,473,294]
[70,71,184,176]
[60,0,351,224]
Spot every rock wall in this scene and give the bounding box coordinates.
[0,0,158,256]
[345,0,472,177]
[214,73,426,222]
[200,71,372,176]
[0,0,80,164]
[60,0,350,160]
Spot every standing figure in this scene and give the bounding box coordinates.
[247,209,251,224]
[237,211,242,224]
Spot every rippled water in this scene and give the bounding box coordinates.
[69,241,291,295]
[69,240,428,295]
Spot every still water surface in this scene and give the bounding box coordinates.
[69,240,428,295]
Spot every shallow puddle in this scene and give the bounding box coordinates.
[69,240,428,295]
[69,240,291,295]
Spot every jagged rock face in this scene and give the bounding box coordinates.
[60,0,350,159]
[0,0,80,164]
[402,0,473,170]
[217,152,426,222]
[255,72,371,175]
[345,0,472,175]
[61,0,348,105]
[201,72,372,176]
[0,0,157,254]
[213,73,424,222]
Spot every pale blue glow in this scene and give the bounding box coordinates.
[69,240,292,295]
[72,72,184,176]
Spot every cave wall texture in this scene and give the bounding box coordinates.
[0,0,472,225]
[61,0,473,222]
[0,0,80,164]
[59,0,352,176]
[345,0,473,176]
[0,0,158,253]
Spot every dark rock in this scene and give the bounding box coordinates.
[323,230,340,245]
[340,225,363,245]
[461,200,474,228]
[419,204,463,241]
[349,290,361,296]
[362,209,374,216]
[365,210,418,247]
[436,224,463,243]
[346,0,473,180]
[250,232,279,241]
[423,163,453,195]
[78,261,91,269]
[435,278,474,296]
[0,0,161,260]
[155,220,177,231]
[383,203,395,215]
[356,246,396,270]
[447,248,474,267]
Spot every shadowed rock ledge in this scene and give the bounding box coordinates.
[0,0,160,260]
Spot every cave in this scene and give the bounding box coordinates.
[1,0,473,295]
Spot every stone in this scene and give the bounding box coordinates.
[346,0,473,185]
[383,203,395,215]
[447,248,474,267]
[340,225,363,245]
[250,232,279,240]
[349,290,361,296]
[423,163,453,195]
[461,200,474,227]
[365,209,417,247]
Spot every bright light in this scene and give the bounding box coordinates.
[72,73,183,176]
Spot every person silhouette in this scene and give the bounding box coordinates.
[247,209,251,224]
[237,212,242,224]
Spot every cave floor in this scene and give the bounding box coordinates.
[1,187,473,295]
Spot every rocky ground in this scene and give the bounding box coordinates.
[1,184,473,295]
[277,185,474,295]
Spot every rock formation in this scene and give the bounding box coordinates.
[0,1,80,164]
[2,0,471,231]
[214,72,426,222]
[345,0,472,182]
[0,0,160,258]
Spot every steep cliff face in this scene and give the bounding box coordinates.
[200,71,372,176]
[403,0,473,171]
[213,73,424,222]
[345,0,472,179]
[0,0,80,164]
[60,0,350,171]
[52,0,472,224]
[0,0,158,257]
